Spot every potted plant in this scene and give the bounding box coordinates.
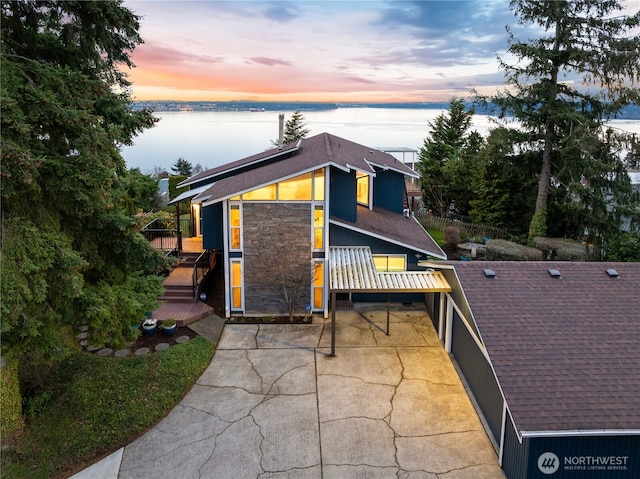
[142,318,157,335]
[161,318,177,335]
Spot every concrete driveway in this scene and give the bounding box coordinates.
[80,304,505,478]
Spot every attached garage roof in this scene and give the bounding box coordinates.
[455,261,640,434]
[330,246,451,293]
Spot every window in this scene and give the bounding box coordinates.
[278,172,312,200]
[356,171,370,205]
[242,184,276,201]
[313,261,324,310]
[373,255,406,272]
[313,205,324,250]
[229,204,241,250]
[314,168,325,200]
[231,260,243,309]
[239,169,325,202]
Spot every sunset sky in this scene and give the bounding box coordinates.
[122,0,637,103]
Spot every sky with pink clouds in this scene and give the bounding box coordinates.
[122,0,638,103]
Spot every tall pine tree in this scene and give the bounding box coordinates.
[417,98,483,217]
[1,1,166,360]
[485,0,640,243]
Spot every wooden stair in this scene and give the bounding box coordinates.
[151,250,215,326]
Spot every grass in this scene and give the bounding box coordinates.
[1,337,215,479]
[427,227,446,246]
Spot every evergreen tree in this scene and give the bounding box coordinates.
[171,157,193,176]
[470,128,538,235]
[275,110,310,145]
[417,98,482,217]
[1,1,166,362]
[485,0,640,242]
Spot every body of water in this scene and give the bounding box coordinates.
[120,108,640,173]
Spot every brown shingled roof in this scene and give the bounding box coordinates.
[331,205,446,259]
[454,261,640,434]
[196,132,418,205]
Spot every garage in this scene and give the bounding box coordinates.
[441,261,640,479]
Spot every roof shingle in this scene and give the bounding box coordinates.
[454,261,640,434]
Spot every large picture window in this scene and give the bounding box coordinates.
[239,169,325,202]
[278,172,312,200]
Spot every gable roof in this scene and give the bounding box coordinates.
[331,206,447,259]
[454,261,640,435]
[185,132,418,205]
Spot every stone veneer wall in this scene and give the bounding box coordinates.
[242,203,312,315]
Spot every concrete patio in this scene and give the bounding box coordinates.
[72,304,505,479]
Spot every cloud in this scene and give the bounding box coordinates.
[375,0,514,66]
[262,2,300,23]
[247,57,294,67]
[132,44,225,67]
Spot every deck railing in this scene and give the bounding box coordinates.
[141,218,192,251]
[192,250,211,297]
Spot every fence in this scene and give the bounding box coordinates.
[140,217,192,252]
[414,210,510,241]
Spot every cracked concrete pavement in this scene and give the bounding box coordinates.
[84,304,505,479]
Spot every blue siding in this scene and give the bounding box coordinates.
[202,203,224,250]
[373,169,405,213]
[451,311,503,446]
[331,223,427,303]
[330,168,357,222]
[526,435,640,479]
[330,224,423,269]
[427,292,441,331]
[502,414,528,479]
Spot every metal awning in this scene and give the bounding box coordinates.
[168,184,211,205]
[328,246,451,356]
[329,246,451,293]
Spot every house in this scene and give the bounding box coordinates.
[424,261,640,479]
[172,132,446,318]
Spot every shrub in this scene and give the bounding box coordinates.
[486,239,543,261]
[528,207,547,243]
[533,237,586,261]
[444,226,461,247]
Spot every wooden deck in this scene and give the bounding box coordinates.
[148,236,214,326]
[151,301,214,327]
[150,236,204,253]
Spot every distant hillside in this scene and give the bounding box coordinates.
[131,100,640,119]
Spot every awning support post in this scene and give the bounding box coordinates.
[386,294,390,335]
[330,291,336,357]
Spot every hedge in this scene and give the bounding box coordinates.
[533,237,586,261]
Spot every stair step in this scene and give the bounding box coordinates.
[158,295,196,302]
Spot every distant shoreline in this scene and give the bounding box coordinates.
[131,100,640,120]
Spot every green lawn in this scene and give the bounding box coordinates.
[427,228,446,246]
[1,337,214,479]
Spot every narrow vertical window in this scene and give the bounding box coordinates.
[231,260,243,309]
[230,204,241,250]
[314,205,324,250]
[356,171,369,205]
[313,261,324,310]
[313,168,325,201]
